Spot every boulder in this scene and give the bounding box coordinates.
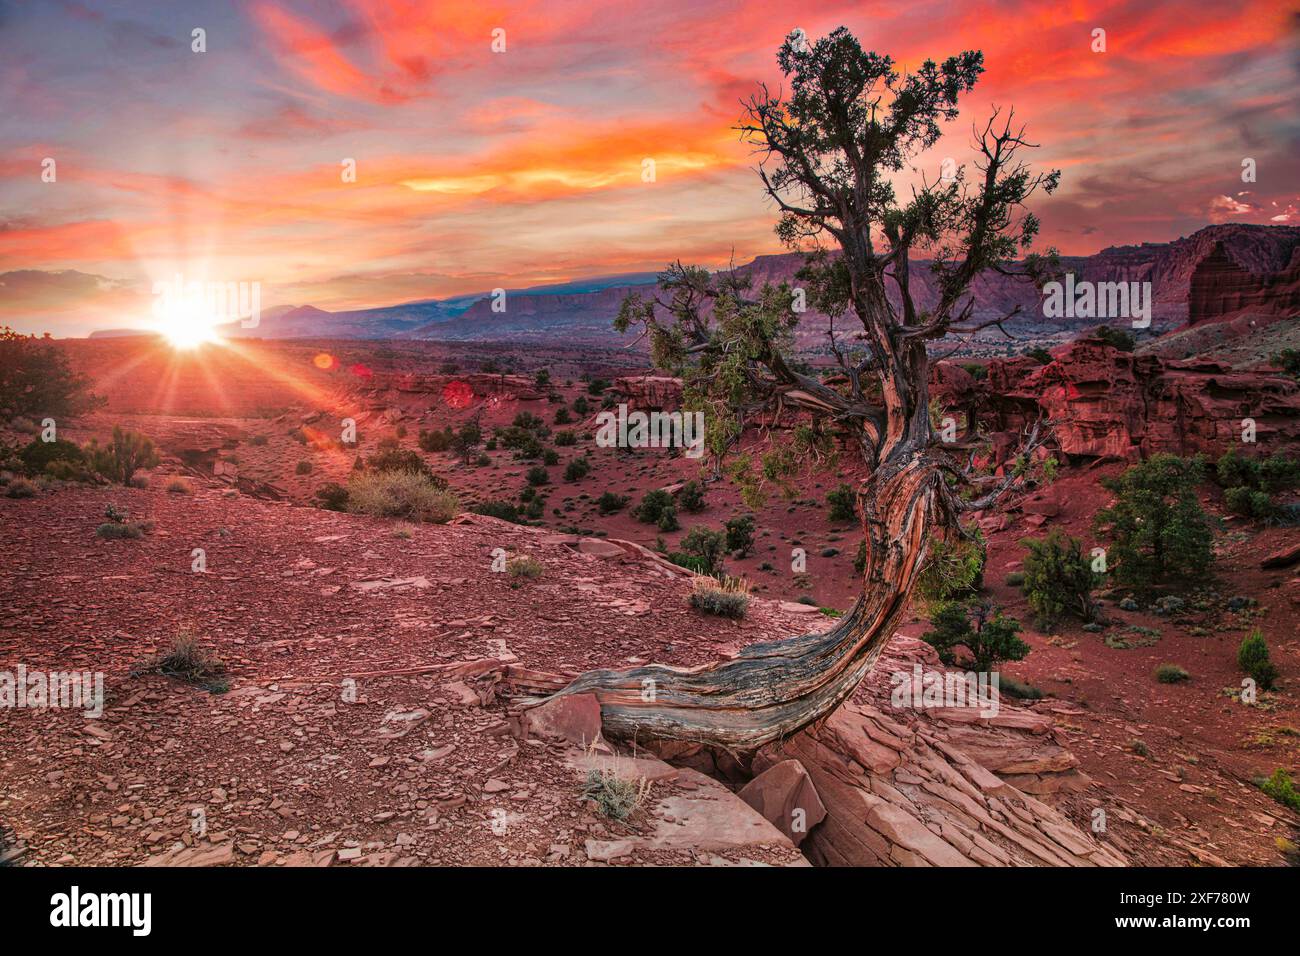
[522,692,604,748]
[737,759,827,846]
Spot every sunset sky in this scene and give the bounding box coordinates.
[1,0,1297,335]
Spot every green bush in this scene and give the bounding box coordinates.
[1257,769,1300,814]
[597,491,628,515]
[346,471,459,523]
[679,525,727,574]
[472,499,523,523]
[1095,454,1213,588]
[506,555,544,584]
[564,457,591,481]
[295,460,312,475]
[554,429,577,447]
[554,407,572,424]
[723,514,756,557]
[418,427,452,452]
[826,483,856,523]
[1021,530,1097,627]
[678,480,706,513]
[1154,663,1189,684]
[84,427,159,485]
[365,447,442,482]
[314,482,349,511]
[0,327,103,419]
[921,602,1029,673]
[19,438,84,476]
[1216,449,1300,522]
[667,552,713,574]
[634,489,678,530]
[1095,325,1135,352]
[1238,629,1279,690]
[525,465,549,487]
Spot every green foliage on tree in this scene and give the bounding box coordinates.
[84,427,159,485]
[1216,448,1300,523]
[0,327,103,420]
[1094,454,1213,588]
[597,491,628,515]
[678,525,727,574]
[723,514,756,557]
[19,437,86,478]
[633,489,679,530]
[678,480,706,513]
[921,601,1029,673]
[826,483,857,523]
[1238,629,1279,691]
[1021,529,1097,627]
[917,527,985,604]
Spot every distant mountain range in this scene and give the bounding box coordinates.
[87,225,1300,347]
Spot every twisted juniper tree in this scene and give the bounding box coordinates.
[535,27,1057,752]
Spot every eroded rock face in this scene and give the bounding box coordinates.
[753,641,1120,867]
[737,759,827,847]
[933,338,1300,461]
[610,375,683,411]
[1189,241,1300,325]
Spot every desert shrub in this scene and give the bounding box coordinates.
[1095,454,1213,588]
[597,491,629,515]
[365,447,442,483]
[586,378,611,396]
[0,327,103,419]
[543,449,560,466]
[554,406,572,424]
[572,396,590,415]
[96,521,144,539]
[84,427,159,485]
[166,477,193,494]
[1257,769,1300,814]
[668,551,713,574]
[678,480,706,513]
[1216,449,1300,522]
[679,525,727,574]
[1224,484,1274,520]
[346,470,459,523]
[19,438,84,476]
[1094,325,1135,352]
[525,465,550,487]
[554,429,577,447]
[295,460,312,476]
[634,489,679,530]
[472,499,523,523]
[688,575,750,618]
[1154,663,1190,684]
[564,457,591,481]
[921,602,1029,673]
[1021,530,1097,627]
[581,767,650,821]
[999,675,1043,700]
[418,427,452,452]
[129,471,151,489]
[724,514,756,557]
[506,555,544,584]
[6,477,37,498]
[249,434,268,446]
[918,528,985,604]
[513,411,547,432]
[131,631,229,693]
[826,483,857,522]
[475,453,490,467]
[314,482,349,511]
[1024,346,1053,365]
[1238,629,1279,690]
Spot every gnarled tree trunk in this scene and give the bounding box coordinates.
[535,448,943,753]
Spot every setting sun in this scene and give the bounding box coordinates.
[153,298,222,349]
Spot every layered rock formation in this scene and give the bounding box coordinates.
[933,338,1300,461]
[1188,241,1300,324]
